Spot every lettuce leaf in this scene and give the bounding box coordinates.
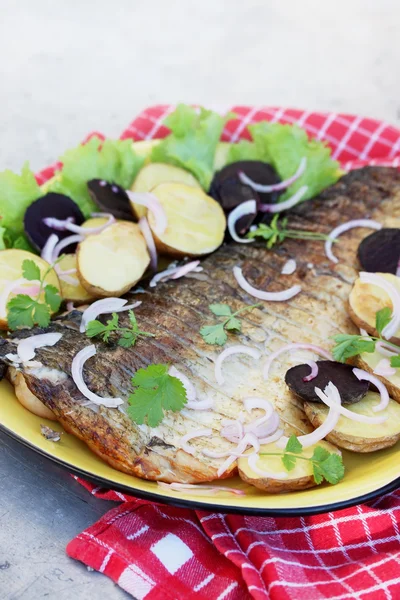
[49,137,145,217]
[248,122,341,201]
[0,162,42,250]
[151,104,234,189]
[226,140,259,163]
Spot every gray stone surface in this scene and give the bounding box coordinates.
[0,0,399,597]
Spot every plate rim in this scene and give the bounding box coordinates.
[1,421,399,516]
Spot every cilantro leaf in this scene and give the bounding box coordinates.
[118,331,136,348]
[85,311,153,348]
[48,137,144,217]
[44,284,62,312]
[225,317,241,332]
[151,105,234,189]
[209,303,232,317]
[332,334,376,362]
[6,295,36,329]
[316,453,345,485]
[390,355,400,368]
[85,319,108,338]
[282,453,297,471]
[22,259,41,281]
[199,324,227,346]
[128,364,187,427]
[33,303,51,327]
[285,435,303,454]
[312,463,324,485]
[376,307,392,336]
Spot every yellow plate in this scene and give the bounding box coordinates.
[1,378,400,514]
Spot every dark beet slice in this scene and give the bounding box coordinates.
[285,360,370,405]
[87,179,134,221]
[357,228,400,274]
[24,193,84,252]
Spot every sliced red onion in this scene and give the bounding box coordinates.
[325,219,382,264]
[359,328,369,337]
[221,419,244,443]
[277,382,342,449]
[138,217,158,271]
[227,200,257,244]
[239,157,307,193]
[43,213,115,236]
[71,345,123,408]
[373,358,396,378]
[376,341,398,358]
[217,433,260,476]
[214,344,261,386]
[303,359,319,382]
[281,259,297,275]
[233,265,301,302]
[258,428,284,445]
[80,298,142,333]
[66,301,75,312]
[258,186,308,213]
[157,482,245,496]
[53,234,85,259]
[41,233,59,264]
[126,191,167,235]
[263,342,333,380]
[13,284,41,296]
[17,333,63,362]
[353,367,390,413]
[247,412,280,439]
[149,261,201,288]
[359,272,400,339]
[0,278,39,318]
[247,453,289,479]
[397,260,400,278]
[180,428,212,455]
[243,397,274,434]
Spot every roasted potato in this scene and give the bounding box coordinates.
[238,440,340,493]
[81,216,111,230]
[7,367,56,420]
[57,254,97,303]
[147,183,226,257]
[77,221,150,297]
[0,249,61,330]
[130,163,201,219]
[355,351,400,404]
[349,273,400,343]
[304,391,400,452]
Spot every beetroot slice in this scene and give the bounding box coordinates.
[87,180,134,221]
[24,193,84,252]
[285,360,370,405]
[357,228,400,274]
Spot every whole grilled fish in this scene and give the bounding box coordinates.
[1,167,400,483]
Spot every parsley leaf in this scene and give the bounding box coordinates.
[200,302,261,345]
[390,355,400,368]
[22,259,41,281]
[331,334,376,362]
[247,214,333,249]
[127,364,187,427]
[376,307,392,336]
[6,259,62,330]
[86,310,154,348]
[199,323,227,346]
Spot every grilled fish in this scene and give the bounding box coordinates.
[1,167,400,483]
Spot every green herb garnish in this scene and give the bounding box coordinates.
[246,215,333,249]
[86,310,155,348]
[332,307,400,365]
[127,364,187,427]
[200,302,261,345]
[260,434,345,485]
[6,259,62,330]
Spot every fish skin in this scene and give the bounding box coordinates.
[1,166,400,483]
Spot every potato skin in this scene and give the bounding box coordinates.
[238,471,316,494]
[355,355,400,404]
[304,401,400,452]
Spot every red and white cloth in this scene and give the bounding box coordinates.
[37,106,400,600]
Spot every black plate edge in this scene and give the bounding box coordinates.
[3,422,400,516]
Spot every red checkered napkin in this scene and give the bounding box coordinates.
[37,106,400,600]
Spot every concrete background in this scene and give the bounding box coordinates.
[0,0,399,598]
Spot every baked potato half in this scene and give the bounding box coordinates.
[355,351,400,404]
[238,440,340,493]
[304,391,400,452]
